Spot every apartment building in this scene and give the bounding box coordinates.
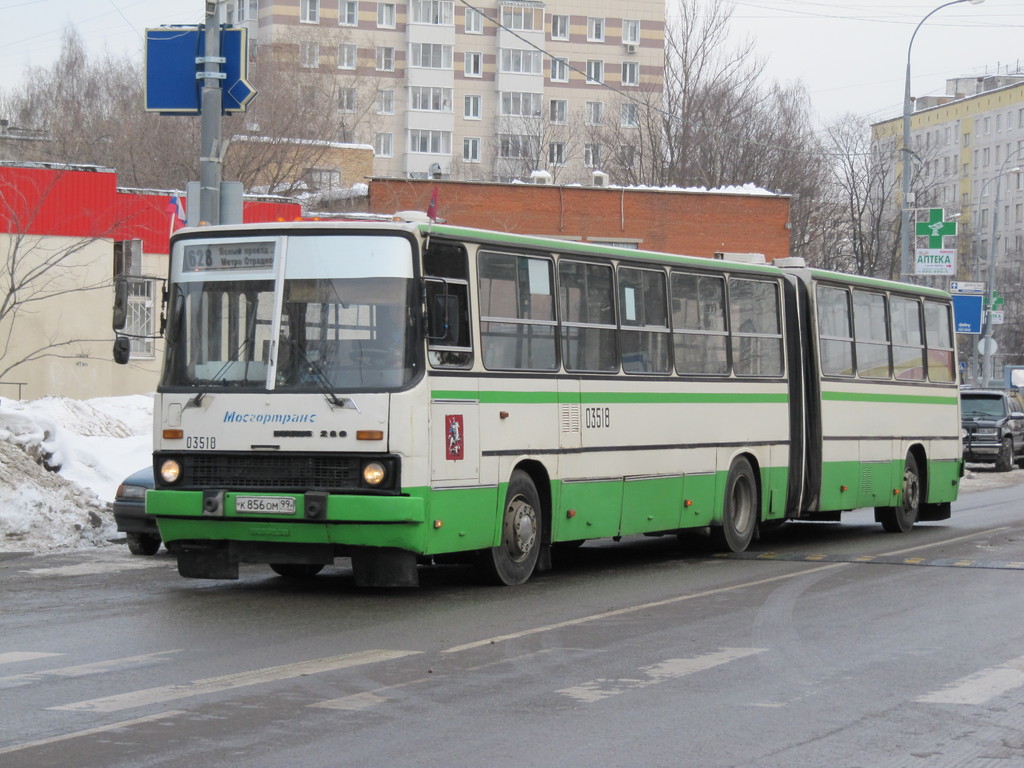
[228,0,665,184]
[872,72,1024,275]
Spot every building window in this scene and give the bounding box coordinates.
[465,6,483,33]
[338,86,356,112]
[499,134,539,159]
[299,41,319,68]
[339,0,357,25]
[584,143,601,167]
[127,280,154,357]
[551,14,568,40]
[621,103,638,127]
[622,19,640,44]
[409,129,452,154]
[377,2,396,27]
[464,94,481,119]
[376,45,394,71]
[502,91,542,117]
[621,61,638,86]
[238,0,258,22]
[500,49,542,75]
[377,89,394,114]
[464,51,482,76]
[619,144,637,167]
[549,99,566,124]
[374,132,393,157]
[337,43,357,69]
[586,59,604,84]
[410,86,453,111]
[300,0,319,23]
[585,101,604,125]
[463,137,480,162]
[548,141,565,166]
[501,5,539,31]
[411,0,453,25]
[410,42,453,69]
[550,58,568,83]
[587,17,604,42]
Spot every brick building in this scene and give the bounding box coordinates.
[368,178,793,260]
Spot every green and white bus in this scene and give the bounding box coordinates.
[124,218,961,586]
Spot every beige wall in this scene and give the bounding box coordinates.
[0,233,163,401]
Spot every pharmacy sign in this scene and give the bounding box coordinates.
[914,208,957,275]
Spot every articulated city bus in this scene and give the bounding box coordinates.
[116,218,961,586]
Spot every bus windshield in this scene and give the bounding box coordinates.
[162,233,419,392]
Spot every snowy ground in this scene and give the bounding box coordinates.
[0,395,1021,554]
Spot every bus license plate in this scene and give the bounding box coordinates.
[235,496,296,515]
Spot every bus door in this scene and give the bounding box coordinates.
[780,270,818,514]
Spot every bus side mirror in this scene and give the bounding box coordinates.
[112,277,129,331]
[113,335,131,365]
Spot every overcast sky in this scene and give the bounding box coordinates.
[0,0,1020,127]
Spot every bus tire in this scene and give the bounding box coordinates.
[710,457,758,553]
[480,470,543,586]
[269,563,324,579]
[877,453,920,533]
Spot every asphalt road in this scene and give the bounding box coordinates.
[2,475,1023,767]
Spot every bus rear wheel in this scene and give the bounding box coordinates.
[710,457,758,553]
[479,470,542,586]
[876,453,920,533]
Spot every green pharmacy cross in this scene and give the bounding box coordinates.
[915,208,957,248]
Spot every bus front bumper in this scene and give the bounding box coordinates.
[147,489,427,552]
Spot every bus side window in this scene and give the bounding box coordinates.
[426,280,472,368]
[424,241,473,369]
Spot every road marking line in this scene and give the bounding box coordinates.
[916,656,1024,705]
[443,528,1010,654]
[0,711,185,756]
[0,651,183,687]
[558,647,767,703]
[0,652,63,665]
[51,650,420,713]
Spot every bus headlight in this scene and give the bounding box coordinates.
[160,459,182,484]
[362,461,386,487]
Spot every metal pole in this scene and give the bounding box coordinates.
[901,0,985,281]
[199,1,223,226]
[981,178,1002,384]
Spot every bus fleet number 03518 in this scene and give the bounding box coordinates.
[585,407,611,429]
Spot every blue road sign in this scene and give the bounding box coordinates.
[952,293,983,334]
[145,27,256,114]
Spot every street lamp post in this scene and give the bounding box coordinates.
[901,0,986,280]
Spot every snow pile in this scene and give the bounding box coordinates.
[0,395,152,553]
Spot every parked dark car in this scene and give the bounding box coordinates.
[113,467,161,555]
[961,388,1024,471]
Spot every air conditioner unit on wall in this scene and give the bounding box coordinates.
[624,43,637,54]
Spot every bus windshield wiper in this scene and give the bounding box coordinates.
[283,338,359,411]
[189,339,250,408]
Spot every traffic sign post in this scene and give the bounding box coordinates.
[951,293,984,334]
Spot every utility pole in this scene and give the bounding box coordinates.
[199,1,223,226]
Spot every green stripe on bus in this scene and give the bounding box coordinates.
[821,391,959,405]
[431,390,788,404]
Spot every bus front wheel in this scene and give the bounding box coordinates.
[876,453,920,533]
[480,470,543,586]
[711,457,758,552]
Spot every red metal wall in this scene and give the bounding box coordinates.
[0,165,301,255]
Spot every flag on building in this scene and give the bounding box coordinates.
[427,186,438,221]
[166,194,186,233]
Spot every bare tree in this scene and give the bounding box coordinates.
[0,171,122,380]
